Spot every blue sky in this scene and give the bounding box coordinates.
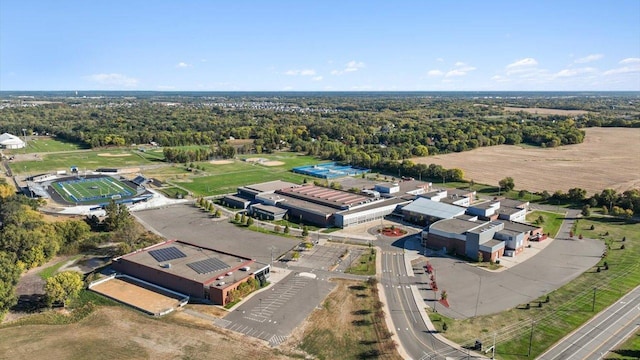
[1,1,639,91]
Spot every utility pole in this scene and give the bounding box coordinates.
[527,319,535,357]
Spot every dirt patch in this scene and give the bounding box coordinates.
[262,161,285,167]
[411,127,640,194]
[244,157,267,163]
[503,107,589,116]
[97,153,131,157]
[0,307,296,360]
[118,167,140,174]
[209,160,234,165]
[90,277,183,315]
[283,279,401,360]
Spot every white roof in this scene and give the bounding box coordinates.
[0,133,25,145]
[402,197,466,219]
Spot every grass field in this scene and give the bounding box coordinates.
[171,154,319,196]
[11,150,153,174]
[51,176,136,204]
[439,216,640,360]
[526,210,565,237]
[5,137,85,154]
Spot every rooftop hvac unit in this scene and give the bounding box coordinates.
[161,263,172,269]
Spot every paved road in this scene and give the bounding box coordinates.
[378,236,477,360]
[537,285,640,360]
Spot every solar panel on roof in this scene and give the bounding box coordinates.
[148,246,187,262]
[187,257,230,274]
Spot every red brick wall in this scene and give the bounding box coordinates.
[426,233,466,256]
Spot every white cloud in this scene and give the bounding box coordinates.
[445,62,476,77]
[331,60,365,75]
[554,67,596,78]
[505,58,539,76]
[427,70,444,77]
[491,75,510,83]
[285,69,316,76]
[602,58,640,76]
[176,62,191,68]
[85,73,139,88]
[436,57,444,62]
[574,54,603,64]
[345,60,365,72]
[619,57,640,64]
[507,58,538,68]
[312,76,323,81]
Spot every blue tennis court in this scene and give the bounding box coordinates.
[292,162,370,179]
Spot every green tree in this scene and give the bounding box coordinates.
[246,217,254,226]
[103,200,132,231]
[499,177,515,192]
[581,205,591,217]
[0,252,21,321]
[301,225,309,237]
[45,271,84,307]
[284,225,290,234]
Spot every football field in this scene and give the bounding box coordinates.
[50,176,136,204]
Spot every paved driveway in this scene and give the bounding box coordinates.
[414,237,605,319]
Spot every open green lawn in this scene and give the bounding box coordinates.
[440,216,640,360]
[11,149,154,174]
[527,210,565,237]
[171,156,317,196]
[6,137,85,154]
[345,249,376,276]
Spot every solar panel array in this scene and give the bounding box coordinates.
[148,246,187,262]
[187,257,230,274]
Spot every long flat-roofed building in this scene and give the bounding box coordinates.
[112,240,270,305]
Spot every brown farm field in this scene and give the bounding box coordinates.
[0,307,296,360]
[503,106,589,115]
[412,127,640,194]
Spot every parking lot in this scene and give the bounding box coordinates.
[134,204,301,264]
[222,273,335,346]
[291,243,365,272]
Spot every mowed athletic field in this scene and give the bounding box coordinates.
[50,176,136,204]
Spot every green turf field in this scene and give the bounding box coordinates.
[50,176,136,204]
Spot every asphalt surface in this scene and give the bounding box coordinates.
[537,285,640,360]
[221,272,336,346]
[134,204,301,264]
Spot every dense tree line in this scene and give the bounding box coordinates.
[3,95,637,158]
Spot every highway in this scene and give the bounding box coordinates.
[538,285,640,360]
[380,237,476,360]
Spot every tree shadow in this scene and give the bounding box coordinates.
[357,349,381,359]
[352,319,372,326]
[349,285,367,291]
[352,309,372,315]
[359,340,378,345]
[609,349,640,358]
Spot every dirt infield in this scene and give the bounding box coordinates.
[209,159,234,165]
[503,107,589,116]
[262,161,285,166]
[412,127,640,194]
[97,153,132,157]
[90,277,184,315]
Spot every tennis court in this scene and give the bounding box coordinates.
[292,162,370,179]
[50,175,136,204]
